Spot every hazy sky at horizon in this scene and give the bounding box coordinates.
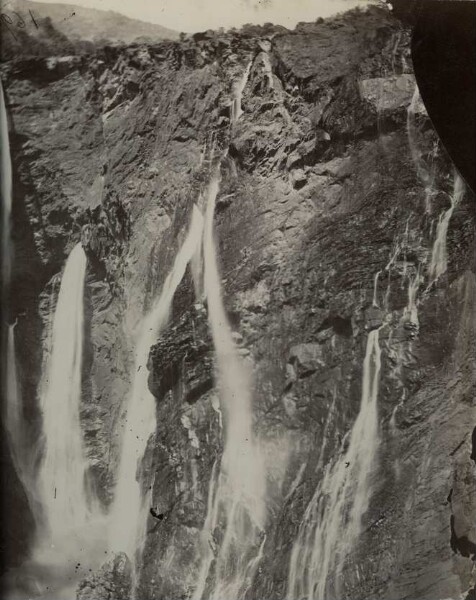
[36,0,374,32]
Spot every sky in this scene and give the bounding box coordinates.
[37,0,374,33]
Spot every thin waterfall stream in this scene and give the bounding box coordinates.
[192,165,266,600]
[109,205,204,568]
[1,80,12,285]
[287,327,382,600]
[427,172,465,285]
[192,63,266,600]
[5,322,24,473]
[407,84,434,212]
[1,81,25,478]
[230,61,252,125]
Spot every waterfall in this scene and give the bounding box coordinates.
[427,173,465,284]
[407,85,434,212]
[230,62,252,125]
[372,270,381,307]
[1,79,12,286]
[5,323,25,472]
[287,327,382,600]
[404,270,421,328]
[192,166,266,600]
[36,243,99,553]
[261,52,274,90]
[0,243,107,600]
[109,205,204,564]
[1,81,23,471]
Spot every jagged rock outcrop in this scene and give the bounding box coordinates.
[2,5,475,600]
[76,553,132,600]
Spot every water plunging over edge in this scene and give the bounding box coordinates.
[427,172,465,285]
[36,244,100,544]
[230,62,252,125]
[287,327,382,600]
[407,85,434,213]
[1,81,24,474]
[192,166,266,600]
[1,80,12,283]
[22,243,108,600]
[108,205,204,570]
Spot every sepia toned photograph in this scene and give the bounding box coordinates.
[0,0,475,598]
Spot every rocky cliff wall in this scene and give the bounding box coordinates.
[2,5,475,599]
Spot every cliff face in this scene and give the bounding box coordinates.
[2,5,475,600]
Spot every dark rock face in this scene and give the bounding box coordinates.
[2,5,475,600]
[149,302,214,405]
[0,425,35,571]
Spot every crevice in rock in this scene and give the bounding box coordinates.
[183,378,214,404]
[465,585,476,600]
[450,515,476,559]
[450,437,467,457]
[471,426,476,465]
[317,315,353,338]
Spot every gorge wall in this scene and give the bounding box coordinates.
[1,5,475,599]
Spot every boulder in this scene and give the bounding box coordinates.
[76,553,132,600]
[288,343,325,376]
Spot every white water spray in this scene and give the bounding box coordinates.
[192,167,266,600]
[37,243,97,549]
[287,327,382,600]
[427,173,464,284]
[109,205,204,563]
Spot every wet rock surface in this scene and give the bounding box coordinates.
[2,5,475,600]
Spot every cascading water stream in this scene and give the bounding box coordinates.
[372,270,381,307]
[287,327,382,600]
[404,269,421,328]
[260,52,274,90]
[109,205,204,566]
[37,243,100,550]
[230,62,252,125]
[427,172,464,285]
[407,85,434,212]
[1,79,12,286]
[5,322,24,469]
[1,81,25,476]
[192,166,266,600]
[12,242,108,600]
